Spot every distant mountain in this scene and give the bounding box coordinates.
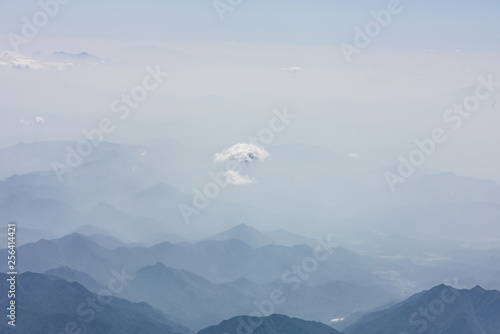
[117,181,293,236]
[83,202,185,244]
[206,224,316,248]
[4,140,500,245]
[344,284,500,334]
[0,141,80,178]
[0,272,190,334]
[278,280,399,323]
[117,182,188,225]
[6,233,120,283]
[0,232,412,288]
[124,262,250,330]
[1,233,400,330]
[51,51,104,63]
[121,262,397,331]
[0,195,84,234]
[207,224,276,248]
[0,226,56,247]
[45,266,104,292]
[198,314,344,334]
[88,233,127,249]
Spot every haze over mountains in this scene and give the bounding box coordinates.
[199,314,344,334]
[3,270,500,334]
[1,137,500,332]
[0,228,499,331]
[2,140,500,247]
[2,0,500,332]
[344,285,500,334]
[0,272,190,334]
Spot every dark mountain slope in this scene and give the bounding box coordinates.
[345,284,500,334]
[198,314,344,334]
[0,272,191,334]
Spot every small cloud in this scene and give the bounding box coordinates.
[0,51,71,71]
[19,119,33,125]
[280,66,302,73]
[215,143,268,184]
[224,170,255,185]
[20,117,45,126]
[214,143,269,163]
[348,153,360,159]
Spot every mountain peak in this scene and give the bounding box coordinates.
[198,314,343,334]
[345,284,500,334]
[208,224,275,248]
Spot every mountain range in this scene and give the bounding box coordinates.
[198,314,344,334]
[0,272,190,334]
[2,270,499,334]
[343,284,500,334]
[2,140,500,244]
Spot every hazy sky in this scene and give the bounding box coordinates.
[2,0,500,46]
[1,0,499,182]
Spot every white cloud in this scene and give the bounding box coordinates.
[348,153,360,159]
[224,170,255,185]
[19,116,45,126]
[19,119,33,125]
[0,51,71,71]
[280,66,302,73]
[214,143,269,163]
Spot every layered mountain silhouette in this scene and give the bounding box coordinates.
[0,233,401,330]
[122,262,395,330]
[198,314,344,334]
[206,223,316,248]
[344,284,500,334]
[0,233,397,287]
[197,285,500,334]
[45,266,104,292]
[0,272,190,334]
[51,51,104,63]
[2,270,499,334]
[2,140,500,244]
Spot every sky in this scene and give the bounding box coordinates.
[1,0,499,46]
[1,0,500,183]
